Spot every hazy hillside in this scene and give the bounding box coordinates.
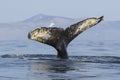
[0,14,76,40]
[0,14,120,40]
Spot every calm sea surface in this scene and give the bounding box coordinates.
[0,39,120,80]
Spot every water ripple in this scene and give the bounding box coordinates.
[1,54,120,63]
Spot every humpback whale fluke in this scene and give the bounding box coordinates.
[28,16,104,59]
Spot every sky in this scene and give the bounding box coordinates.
[0,0,120,23]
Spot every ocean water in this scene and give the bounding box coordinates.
[0,39,120,80]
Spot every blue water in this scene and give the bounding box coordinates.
[0,39,120,80]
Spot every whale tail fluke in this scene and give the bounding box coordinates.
[28,16,104,59]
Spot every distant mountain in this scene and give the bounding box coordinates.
[0,14,120,40]
[0,14,77,28]
[22,14,76,27]
[0,14,77,40]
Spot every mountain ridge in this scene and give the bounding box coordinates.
[0,14,120,40]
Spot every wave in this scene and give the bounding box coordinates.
[1,54,120,63]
